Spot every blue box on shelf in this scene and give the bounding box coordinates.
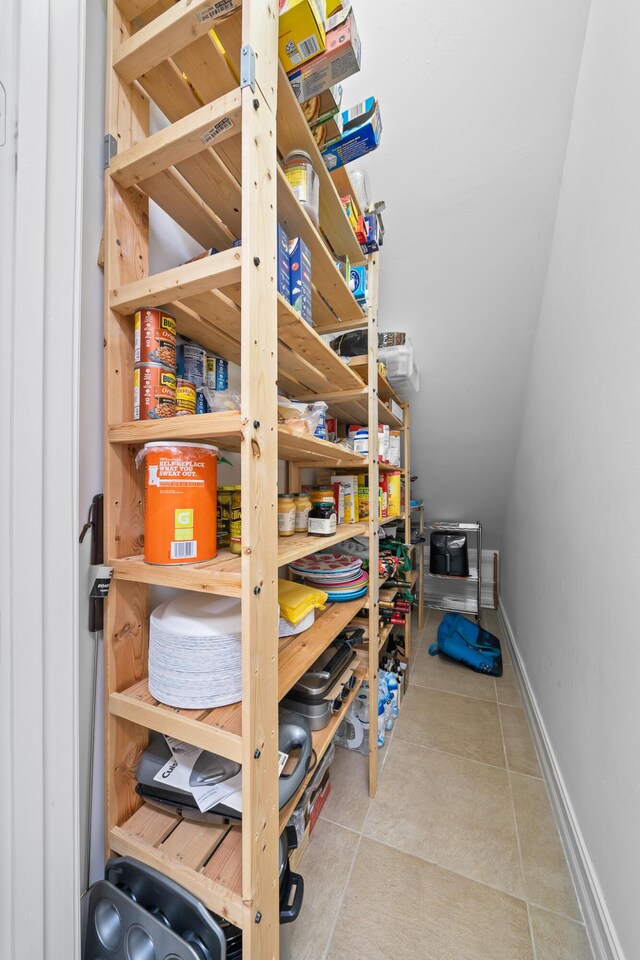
[289,237,312,325]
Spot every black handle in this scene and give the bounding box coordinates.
[280,870,304,924]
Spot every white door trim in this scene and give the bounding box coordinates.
[0,0,86,956]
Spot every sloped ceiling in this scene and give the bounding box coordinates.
[342,0,592,546]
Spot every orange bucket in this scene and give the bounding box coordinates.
[141,442,218,564]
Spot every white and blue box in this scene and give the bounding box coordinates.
[289,237,312,325]
[321,97,382,171]
[278,223,291,302]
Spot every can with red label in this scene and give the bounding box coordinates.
[134,308,177,369]
[134,363,176,420]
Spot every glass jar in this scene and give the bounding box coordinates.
[308,501,337,537]
[217,485,235,549]
[293,493,312,533]
[310,486,334,504]
[229,487,242,555]
[283,150,320,227]
[278,494,296,537]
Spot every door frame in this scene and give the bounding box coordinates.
[0,0,86,956]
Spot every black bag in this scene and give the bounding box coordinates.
[330,330,368,357]
[430,532,469,577]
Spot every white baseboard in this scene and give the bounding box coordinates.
[498,597,625,960]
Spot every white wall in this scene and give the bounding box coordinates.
[342,0,591,546]
[502,0,640,954]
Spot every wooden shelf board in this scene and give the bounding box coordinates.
[277,523,367,567]
[349,356,404,408]
[108,414,368,468]
[278,663,366,831]
[278,597,365,700]
[276,65,363,265]
[378,462,404,473]
[378,623,394,652]
[277,167,365,324]
[110,524,367,596]
[110,804,245,927]
[110,679,243,763]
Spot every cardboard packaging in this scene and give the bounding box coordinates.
[388,472,401,517]
[301,83,343,128]
[331,474,358,524]
[341,195,359,231]
[287,5,362,103]
[357,473,369,521]
[279,0,326,72]
[289,237,313,325]
[332,482,345,524]
[312,110,343,148]
[388,430,401,467]
[277,223,291,302]
[322,96,382,171]
[349,264,367,304]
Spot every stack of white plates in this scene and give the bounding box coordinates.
[149,592,242,709]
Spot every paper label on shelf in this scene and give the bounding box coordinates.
[195,0,234,23]
[201,117,234,144]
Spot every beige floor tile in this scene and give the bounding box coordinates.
[500,704,542,777]
[320,745,371,833]
[496,661,522,707]
[511,773,582,920]
[410,646,497,702]
[286,819,359,960]
[364,738,524,897]
[530,907,593,960]
[327,837,533,960]
[395,686,505,766]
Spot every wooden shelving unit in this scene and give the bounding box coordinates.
[102,3,416,953]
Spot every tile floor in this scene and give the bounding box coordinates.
[286,608,595,960]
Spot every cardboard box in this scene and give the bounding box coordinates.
[388,398,404,423]
[308,771,331,834]
[324,0,343,15]
[357,473,369,521]
[302,83,343,129]
[331,474,358,523]
[287,5,361,102]
[279,0,326,72]
[312,110,343,148]
[332,482,345,524]
[289,237,313,325]
[277,223,291,302]
[349,264,367,304]
[341,195,359,231]
[322,96,382,171]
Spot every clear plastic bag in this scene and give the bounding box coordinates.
[277,396,327,436]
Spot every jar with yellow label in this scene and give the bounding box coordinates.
[278,494,296,537]
[217,485,235,549]
[293,493,312,533]
[229,486,242,555]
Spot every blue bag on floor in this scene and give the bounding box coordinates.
[428,613,503,677]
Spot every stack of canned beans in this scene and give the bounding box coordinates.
[133,307,228,421]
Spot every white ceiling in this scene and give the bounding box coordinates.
[342,0,592,546]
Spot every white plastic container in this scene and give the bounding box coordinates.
[378,340,414,381]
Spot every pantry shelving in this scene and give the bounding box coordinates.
[103,2,402,955]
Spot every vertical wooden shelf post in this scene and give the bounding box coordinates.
[239,3,280,957]
[103,0,151,851]
[403,402,412,661]
[367,253,380,798]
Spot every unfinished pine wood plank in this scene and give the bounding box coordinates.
[367,253,381,799]
[108,409,243,442]
[277,166,365,324]
[110,684,243,763]
[161,818,230,870]
[143,168,235,250]
[350,356,404,407]
[111,553,243,596]
[110,246,241,312]
[111,89,242,187]
[276,523,367,568]
[277,64,363,263]
[278,597,365,699]
[330,166,363,221]
[122,677,209,721]
[115,0,161,20]
[237,5,280,949]
[113,0,243,84]
[201,825,243,900]
[105,1,151,854]
[110,816,246,927]
[124,803,180,846]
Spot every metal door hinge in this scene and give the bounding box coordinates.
[103,134,117,169]
[240,45,256,92]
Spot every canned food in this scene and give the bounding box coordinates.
[175,379,196,416]
[134,308,176,368]
[283,150,319,228]
[196,389,209,415]
[177,342,207,387]
[134,363,176,420]
[206,355,229,392]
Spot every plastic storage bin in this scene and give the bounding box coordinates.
[378,341,414,381]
